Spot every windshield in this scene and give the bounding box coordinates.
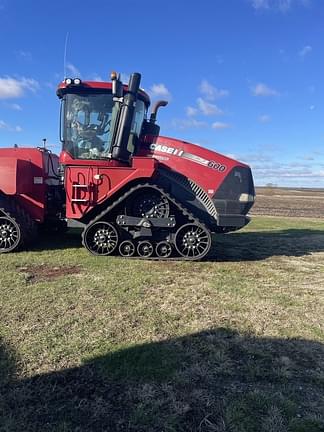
[62,93,146,160]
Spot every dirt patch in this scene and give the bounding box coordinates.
[252,187,324,218]
[18,264,81,284]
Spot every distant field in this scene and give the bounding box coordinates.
[252,186,324,218]
[1,216,324,431]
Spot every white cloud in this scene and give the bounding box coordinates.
[197,97,223,116]
[199,79,229,100]
[3,103,22,111]
[186,106,198,117]
[240,154,324,185]
[250,0,310,12]
[149,83,172,100]
[120,73,130,84]
[16,50,32,61]
[91,74,104,82]
[0,120,22,132]
[212,121,231,130]
[171,118,208,129]
[12,103,22,111]
[258,114,271,123]
[0,77,39,99]
[251,0,270,8]
[299,45,312,58]
[66,62,81,77]
[302,155,315,161]
[252,83,280,97]
[225,153,238,160]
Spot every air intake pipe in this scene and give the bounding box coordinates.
[111,73,141,162]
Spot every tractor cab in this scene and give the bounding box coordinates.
[57,73,155,163]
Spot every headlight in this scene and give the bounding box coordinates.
[239,193,255,203]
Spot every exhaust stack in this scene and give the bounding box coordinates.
[111,72,141,162]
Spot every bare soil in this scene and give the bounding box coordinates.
[251,187,324,218]
[18,264,81,284]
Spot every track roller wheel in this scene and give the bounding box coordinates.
[127,190,170,218]
[137,240,154,258]
[175,223,211,260]
[155,241,172,258]
[0,215,21,253]
[83,221,119,256]
[119,240,135,257]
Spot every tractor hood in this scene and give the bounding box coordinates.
[139,135,254,197]
[138,135,255,227]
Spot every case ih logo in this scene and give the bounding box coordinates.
[150,143,227,172]
[150,143,184,156]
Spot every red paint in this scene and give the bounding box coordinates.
[64,156,157,219]
[0,148,59,222]
[139,135,248,196]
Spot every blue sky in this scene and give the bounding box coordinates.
[0,0,323,187]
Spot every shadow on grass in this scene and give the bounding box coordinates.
[31,228,324,262]
[31,228,83,252]
[1,329,324,431]
[213,228,324,262]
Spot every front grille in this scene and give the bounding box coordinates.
[213,166,255,215]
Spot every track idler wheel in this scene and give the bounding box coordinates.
[155,241,172,258]
[175,223,211,260]
[137,240,154,258]
[119,240,135,257]
[0,216,21,253]
[83,221,119,256]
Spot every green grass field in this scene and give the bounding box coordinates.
[1,216,324,431]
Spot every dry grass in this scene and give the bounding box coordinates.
[0,215,324,431]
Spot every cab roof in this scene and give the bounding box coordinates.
[56,81,151,106]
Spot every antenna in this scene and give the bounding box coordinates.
[63,32,69,79]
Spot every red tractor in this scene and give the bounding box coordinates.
[0,72,255,259]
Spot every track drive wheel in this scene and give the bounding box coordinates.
[83,221,119,256]
[175,223,211,260]
[119,240,135,257]
[137,240,154,258]
[0,215,21,253]
[155,241,172,258]
[127,189,170,218]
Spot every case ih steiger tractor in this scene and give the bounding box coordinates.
[0,72,255,260]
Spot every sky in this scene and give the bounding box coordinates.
[0,0,323,187]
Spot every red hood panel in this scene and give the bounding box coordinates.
[139,136,249,197]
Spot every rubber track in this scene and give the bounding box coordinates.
[81,182,212,261]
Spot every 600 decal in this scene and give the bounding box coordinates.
[208,160,227,172]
